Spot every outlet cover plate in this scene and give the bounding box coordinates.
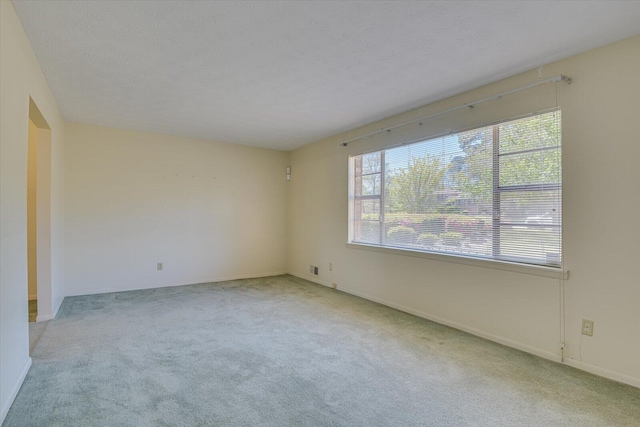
[582,319,594,336]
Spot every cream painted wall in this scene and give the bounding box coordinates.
[27,120,38,300]
[35,127,52,321]
[287,36,640,387]
[0,1,65,423]
[63,123,289,296]
[26,117,53,313]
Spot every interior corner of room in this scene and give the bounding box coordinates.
[1,0,640,425]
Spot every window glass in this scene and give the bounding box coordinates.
[349,110,562,267]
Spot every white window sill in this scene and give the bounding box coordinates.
[346,242,568,280]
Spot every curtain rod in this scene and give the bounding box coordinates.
[339,74,572,147]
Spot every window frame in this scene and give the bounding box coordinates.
[347,110,564,273]
[351,151,385,244]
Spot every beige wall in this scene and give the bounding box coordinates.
[27,120,38,300]
[287,36,640,387]
[35,127,52,319]
[26,117,53,312]
[63,123,289,296]
[0,1,65,422]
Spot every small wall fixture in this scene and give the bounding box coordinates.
[286,166,291,181]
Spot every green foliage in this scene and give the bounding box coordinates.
[452,112,562,199]
[437,203,462,214]
[446,217,480,234]
[441,232,462,246]
[383,213,490,230]
[499,113,561,186]
[499,112,561,153]
[453,127,493,201]
[385,213,431,224]
[385,214,487,238]
[387,156,446,214]
[361,213,380,221]
[499,148,561,186]
[421,216,447,236]
[386,226,417,245]
[417,233,438,246]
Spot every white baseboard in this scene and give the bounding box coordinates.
[32,295,64,322]
[347,286,560,362]
[65,271,290,297]
[0,357,32,424]
[289,272,640,389]
[563,357,640,389]
[52,295,64,318]
[28,294,37,301]
[207,271,290,283]
[289,272,334,288]
[289,271,560,363]
[359,290,640,388]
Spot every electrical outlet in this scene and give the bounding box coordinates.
[329,263,333,271]
[314,266,319,275]
[582,319,594,336]
[157,262,163,271]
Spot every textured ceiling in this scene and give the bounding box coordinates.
[12,1,640,150]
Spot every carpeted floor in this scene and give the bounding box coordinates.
[28,320,49,355]
[4,275,640,426]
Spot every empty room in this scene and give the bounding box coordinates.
[1,1,639,425]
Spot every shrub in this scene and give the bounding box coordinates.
[446,217,485,238]
[441,231,462,246]
[385,213,429,225]
[360,213,379,221]
[386,226,417,245]
[417,233,438,246]
[421,216,447,236]
[398,218,412,227]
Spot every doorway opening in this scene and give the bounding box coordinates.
[27,98,51,334]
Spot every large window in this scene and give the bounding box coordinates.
[349,110,562,268]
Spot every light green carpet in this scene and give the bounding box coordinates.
[4,275,640,426]
[28,320,49,355]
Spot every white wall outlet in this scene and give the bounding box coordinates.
[582,319,594,336]
[157,262,163,271]
[329,263,333,271]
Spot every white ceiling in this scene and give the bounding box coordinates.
[12,1,640,150]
